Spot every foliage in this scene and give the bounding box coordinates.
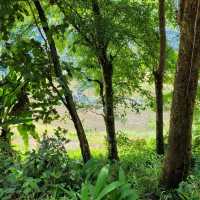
[117,131,162,196]
[0,131,200,199]
[76,165,138,200]
[0,133,83,200]
[0,135,139,200]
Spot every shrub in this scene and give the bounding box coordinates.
[0,133,83,199]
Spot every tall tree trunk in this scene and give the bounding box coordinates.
[161,0,200,188]
[33,0,91,163]
[92,0,119,160]
[154,0,166,155]
[99,51,119,161]
[154,74,164,155]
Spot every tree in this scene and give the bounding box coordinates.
[33,0,91,163]
[56,0,119,160]
[161,0,200,188]
[154,0,166,155]
[56,0,156,160]
[91,0,118,160]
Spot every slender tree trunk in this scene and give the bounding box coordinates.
[99,51,119,161]
[92,0,119,160]
[161,0,200,188]
[154,73,164,155]
[33,0,91,163]
[65,95,91,162]
[154,0,166,155]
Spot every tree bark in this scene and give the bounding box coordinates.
[154,0,166,155]
[154,73,164,155]
[99,50,119,161]
[161,0,200,188]
[92,0,119,160]
[33,0,91,163]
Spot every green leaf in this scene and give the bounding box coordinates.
[119,167,126,184]
[80,183,90,200]
[96,181,123,200]
[17,124,29,151]
[17,123,39,151]
[94,166,109,198]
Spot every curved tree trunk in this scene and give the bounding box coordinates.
[33,0,91,163]
[154,0,166,155]
[161,0,200,188]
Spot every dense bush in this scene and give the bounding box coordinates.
[0,134,83,200]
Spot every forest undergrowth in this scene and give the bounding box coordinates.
[0,131,200,200]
